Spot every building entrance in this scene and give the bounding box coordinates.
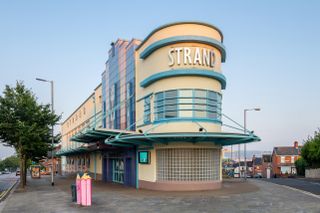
[112,159,124,184]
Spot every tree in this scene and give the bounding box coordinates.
[295,157,308,176]
[0,155,20,172]
[301,130,320,168]
[0,82,60,188]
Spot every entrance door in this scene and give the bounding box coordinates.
[112,159,124,184]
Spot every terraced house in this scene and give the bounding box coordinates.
[57,22,260,191]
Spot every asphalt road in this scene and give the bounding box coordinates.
[0,173,19,193]
[2,176,320,212]
[261,178,320,195]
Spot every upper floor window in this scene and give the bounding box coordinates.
[154,89,222,122]
[281,156,285,163]
[144,96,151,124]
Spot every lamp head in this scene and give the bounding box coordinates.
[36,78,48,82]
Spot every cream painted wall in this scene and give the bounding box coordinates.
[138,43,222,81]
[138,122,221,134]
[88,152,102,175]
[136,23,225,134]
[139,23,223,52]
[138,149,157,182]
[138,143,222,182]
[61,84,102,151]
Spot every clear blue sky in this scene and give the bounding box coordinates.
[1,0,320,158]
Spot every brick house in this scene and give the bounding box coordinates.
[252,155,262,176]
[272,141,301,176]
[261,154,272,178]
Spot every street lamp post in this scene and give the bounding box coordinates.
[244,108,260,181]
[36,78,55,186]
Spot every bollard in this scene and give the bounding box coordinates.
[81,173,87,206]
[76,174,81,205]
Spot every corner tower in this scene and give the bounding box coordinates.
[135,22,227,190]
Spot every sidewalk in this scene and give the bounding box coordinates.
[1,176,320,213]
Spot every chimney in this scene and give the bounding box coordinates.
[294,141,298,149]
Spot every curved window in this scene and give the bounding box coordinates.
[154,89,222,122]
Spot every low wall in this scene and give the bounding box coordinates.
[305,168,320,178]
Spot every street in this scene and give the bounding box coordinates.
[261,178,320,196]
[0,176,319,213]
[0,173,19,195]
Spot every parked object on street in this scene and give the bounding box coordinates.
[15,170,20,176]
[253,173,262,178]
[71,184,77,202]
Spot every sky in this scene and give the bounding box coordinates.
[0,0,320,158]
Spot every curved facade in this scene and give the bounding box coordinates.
[136,22,227,190]
[58,21,260,192]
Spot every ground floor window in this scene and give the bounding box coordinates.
[156,148,220,181]
[112,159,124,183]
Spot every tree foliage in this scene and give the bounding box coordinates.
[0,82,60,187]
[301,130,320,168]
[0,155,20,172]
[294,157,308,176]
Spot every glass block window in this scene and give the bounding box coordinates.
[157,148,220,181]
[154,89,222,122]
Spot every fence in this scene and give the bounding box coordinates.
[305,168,320,178]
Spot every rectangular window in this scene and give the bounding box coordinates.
[194,90,206,98]
[281,156,285,163]
[144,96,151,124]
[165,111,177,118]
[165,90,178,98]
[291,156,295,163]
[194,111,206,118]
[154,89,222,122]
[179,110,193,117]
[179,98,193,104]
[179,90,193,97]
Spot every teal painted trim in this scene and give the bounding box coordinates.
[153,117,222,125]
[140,69,226,89]
[136,21,224,51]
[135,149,139,189]
[139,36,226,62]
[136,92,153,102]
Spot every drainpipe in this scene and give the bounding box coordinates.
[136,148,139,189]
[94,152,97,180]
[93,96,96,129]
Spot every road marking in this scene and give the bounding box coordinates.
[309,182,320,186]
[279,184,320,200]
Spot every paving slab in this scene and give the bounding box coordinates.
[1,176,319,213]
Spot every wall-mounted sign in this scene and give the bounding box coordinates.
[138,151,150,164]
[168,47,216,68]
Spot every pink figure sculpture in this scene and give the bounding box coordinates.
[76,174,81,205]
[81,174,87,206]
[86,174,92,206]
